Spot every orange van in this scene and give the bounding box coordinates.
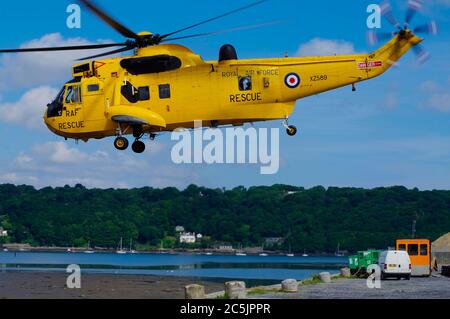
[396,239,431,276]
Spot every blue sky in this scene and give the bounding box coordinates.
[0,0,449,190]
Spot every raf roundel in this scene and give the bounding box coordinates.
[285,73,301,89]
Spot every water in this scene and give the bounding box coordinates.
[0,252,348,286]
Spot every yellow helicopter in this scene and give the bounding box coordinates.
[0,0,438,153]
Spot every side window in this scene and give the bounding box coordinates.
[138,86,150,101]
[420,244,428,256]
[72,86,81,103]
[121,81,139,103]
[87,84,100,92]
[239,76,252,91]
[398,244,406,251]
[159,84,171,99]
[121,82,150,103]
[408,244,419,256]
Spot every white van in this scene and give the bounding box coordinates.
[379,250,411,280]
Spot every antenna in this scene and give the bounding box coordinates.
[411,211,422,238]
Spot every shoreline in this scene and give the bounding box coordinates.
[1,247,343,257]
[0,271,224,299]
[3,270,448,299]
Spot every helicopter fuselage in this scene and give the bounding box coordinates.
[44,32,422,143]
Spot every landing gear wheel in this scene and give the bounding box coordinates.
[132,140,146,154]
[114,137,129,151]
[286,125,298,136]
[133,126,144,139]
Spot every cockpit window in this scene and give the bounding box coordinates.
[47,87,65,118]
[47,79,81,118]
[55,87,65,104]
[65,86,73,103]
[65,85,82,104]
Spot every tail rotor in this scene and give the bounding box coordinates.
[366,0,438,65]
[404,0,423,28]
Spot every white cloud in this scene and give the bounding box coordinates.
[0,86,58,129]
[36,142,91,164]
[424,93,450,113]
[304,136,450,160]
[420,80,439,91]
[296,38,356,57]
[384,92,399,109]
[436,0,450,7]
[1,141,200,189]
[0,33,114,91]
[0,172,38,185]
[420,80,450,113]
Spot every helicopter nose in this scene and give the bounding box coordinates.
[43,103,52,124]
[43,107,49,122]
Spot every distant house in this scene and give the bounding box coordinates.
[179,232,196,244]
[175,226,185,233]
[196,234,203,239]
[265,237,285,247]
[214,244,234,252]
[0,227,7,237]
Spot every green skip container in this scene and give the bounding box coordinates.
[349,250,382,275]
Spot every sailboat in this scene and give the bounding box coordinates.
[159,240,168,254]
[116,237,127,254]
[302,249,309,257]
[84,241,95,254]
[287,244,294,257]
[259,243,268,256]
[235,244,247,256]
[129,239,138,254]
[335,243,344,257]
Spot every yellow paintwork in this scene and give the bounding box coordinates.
[44,31,422,142]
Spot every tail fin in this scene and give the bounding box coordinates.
[371,30,423,69]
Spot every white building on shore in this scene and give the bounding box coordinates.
[0,227,7,237]
[179,232,196,244]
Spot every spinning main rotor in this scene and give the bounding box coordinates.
[0,0,272,60]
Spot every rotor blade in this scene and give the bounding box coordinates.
[160,0,269,39]
[413,44,430,64]
[162,21,282,42]
[380,0,401,30]
[405,0,423,26]
[366,31,395,46]
[78,0,141,42]
[77,46,133,61]
[0,43,127,53]
[414,21,439,35]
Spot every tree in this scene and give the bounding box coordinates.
[0,184,449,253]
